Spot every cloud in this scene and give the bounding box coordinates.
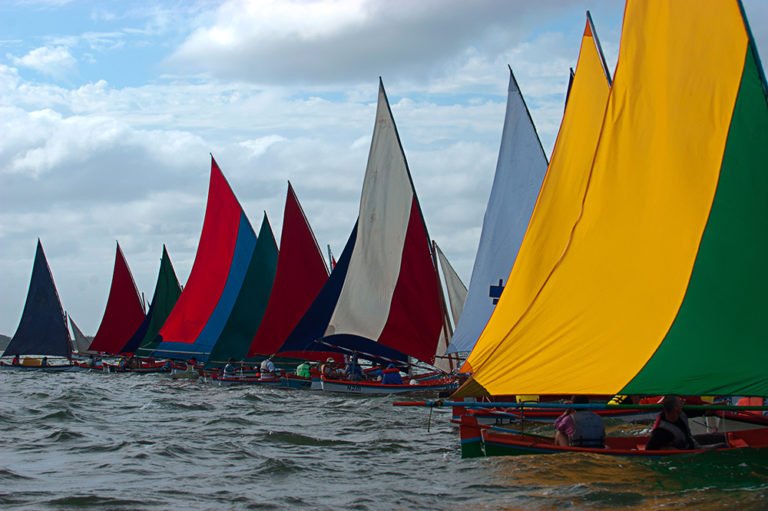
[167,0,604,85]
[9,46,77,80]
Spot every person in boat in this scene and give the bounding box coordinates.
[553,395,606,448]
[223,358,237,379]
[366,364,384,381]
[260,355,277,380]
[322,357,342,380]
[344,353,364,381]
[11,354,20,366]
[646,395,700,450]
[381,364,404,385]
[41,356,49,367]
[295,361,311,379]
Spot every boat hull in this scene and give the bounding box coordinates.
[320,378,458,395]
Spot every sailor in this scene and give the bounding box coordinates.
[381,364,403,385]
[223,358,237,379]
[344,353,363,381]
[321,357,339,379]
[11,354,20,366]
[646,395,699,450]
[260,355,276,380]
[41,356,49,367]
[295,361,311,379]
[553,396,606,448]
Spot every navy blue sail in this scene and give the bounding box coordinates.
[3,240,71,358]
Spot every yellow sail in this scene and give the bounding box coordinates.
[460,1,748,397]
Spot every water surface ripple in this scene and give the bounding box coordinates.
[1,371,767,509]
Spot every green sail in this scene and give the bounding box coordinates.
[623,45,768,396]
[206,214,278,367]
[134,246,183,357]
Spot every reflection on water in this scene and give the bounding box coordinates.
[1,370,767,510]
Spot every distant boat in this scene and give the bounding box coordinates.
[88,242,146,355]
[432,241,467,372]
[248,182,340,364]
[205,213,279,367]
[446,65,549,355]
[68,314,95,355]
[2,240,72,363]
[280,80,450,394]
[128,245,182,357]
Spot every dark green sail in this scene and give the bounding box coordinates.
[132,245,183,356]
[206,214,278,367]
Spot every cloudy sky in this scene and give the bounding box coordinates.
[1,0,767,335]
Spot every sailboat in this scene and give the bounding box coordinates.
[279,80,456,395]
[130,245,182,358]
[88,242,146,357]
[431,242,467,374]
[151,156,268,369]
[456,0,768,456]
[446,63,549,356]
[1,240,75,370]
[237,183,342,388]
[205,212,278,371]
[68,315,94,355]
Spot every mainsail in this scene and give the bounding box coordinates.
[459,13,611,375]
[126,245,182,356]
[3,240,71,358]
[69,315,93,354]
[281,80,444,364]
[206,213,278,366]
[248,183,339,362]
[152,157,258,362]
[88,242,145,354]
[459,0,768,398]
[434,242,467,329]
[446,66,548,354]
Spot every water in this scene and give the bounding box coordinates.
[1,371,768,510]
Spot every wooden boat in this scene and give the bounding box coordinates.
[212,372,281,387]
[320,376,457,396]
[2,241,73,367]
[278,81,455,394]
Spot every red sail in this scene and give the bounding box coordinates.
[89,243,146,354]
[248,183,339,362]
[157,156,242,344]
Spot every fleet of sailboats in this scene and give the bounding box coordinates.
[3,0,768,458]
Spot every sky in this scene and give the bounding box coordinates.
[1,0,767,335]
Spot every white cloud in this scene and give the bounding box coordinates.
[10,46,77,80]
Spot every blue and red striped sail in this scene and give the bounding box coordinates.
[152,156,258,362]
[281,81,444,364]
[88,242,146,354]
[3,240,71,358]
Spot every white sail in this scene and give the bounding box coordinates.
[447,67,548,354]
[434,242,468,329]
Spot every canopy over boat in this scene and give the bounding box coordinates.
[88,242,145,354]
[248,183,340,363]
[152,157,259,362]
[206,213,278,367]
[459,0,768,398]
[281,80,444,364]
[3,240,71,358]
[69,315,94,354]
[127,245,182,356]
[446,66,549,355]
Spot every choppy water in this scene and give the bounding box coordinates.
[1,371,768,510]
